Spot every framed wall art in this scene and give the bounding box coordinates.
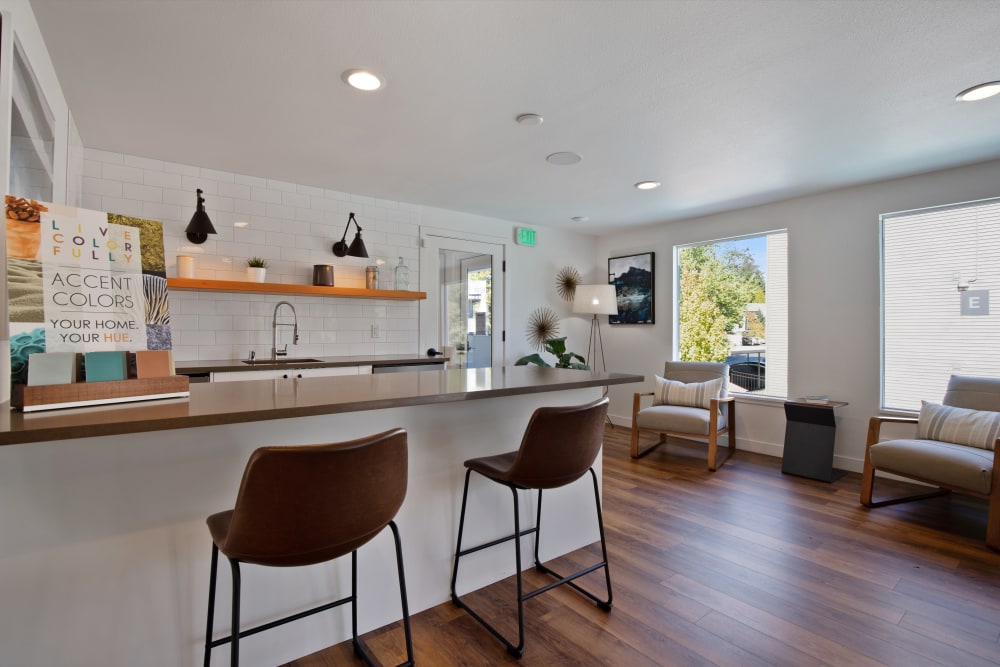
[608,252,654,324]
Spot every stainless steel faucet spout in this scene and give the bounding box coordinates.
[271,301,299,361]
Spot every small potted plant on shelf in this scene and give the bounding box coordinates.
[246,257,268,282]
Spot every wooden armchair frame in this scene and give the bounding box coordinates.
[630,391,736,471]
[860,415,1000,551]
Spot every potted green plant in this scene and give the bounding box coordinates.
[515,337,590,370]
[246,257,268,282]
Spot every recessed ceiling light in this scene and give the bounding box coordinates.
[546,151,582,165]
[233,221,249,228]
[634,181,661,190]
[956,81,1000,102]
[516,113,544,125]
[342,69,383,91]
[571,216,589,222]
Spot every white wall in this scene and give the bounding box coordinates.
[598,158,1000,471]
[81,149,600,363]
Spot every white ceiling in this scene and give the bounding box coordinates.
[28,0,1000,233]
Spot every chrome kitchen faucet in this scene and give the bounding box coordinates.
[271,301,299,361]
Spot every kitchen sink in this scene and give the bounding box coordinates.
[242,358,324,365]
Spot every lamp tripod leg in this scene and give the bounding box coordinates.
[591,314,614,429]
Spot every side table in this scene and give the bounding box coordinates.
[781,399,848,482]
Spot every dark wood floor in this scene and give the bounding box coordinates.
[287,427,1000,666]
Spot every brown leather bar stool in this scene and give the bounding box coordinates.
[450,397,612,658]
[202,428,414,667]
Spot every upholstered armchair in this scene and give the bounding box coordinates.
[630,361,735,471]
[860,375,1000,550]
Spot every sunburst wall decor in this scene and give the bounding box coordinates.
[555,266,582,301]
[526,307,560,350]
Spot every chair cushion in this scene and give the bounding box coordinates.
[942,375,1000,412]
[918,401,1000,451]
[653,375,723,409]
[869,438,993,494]
[636,404,725,435]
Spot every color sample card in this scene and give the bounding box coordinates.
[84,351,127,382]
[26,352,78,386]
[134,350,174,378]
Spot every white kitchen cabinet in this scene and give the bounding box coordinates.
[210,365,371,383]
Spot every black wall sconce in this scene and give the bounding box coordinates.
[185,189,217,244]
[332,211,369,258]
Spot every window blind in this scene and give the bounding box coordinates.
[881,198,1000,411]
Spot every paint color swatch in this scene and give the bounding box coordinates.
[134,350,174,378]
[26,352,78,386]
[84,351,127,382]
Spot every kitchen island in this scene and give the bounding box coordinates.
[0,366,641,666]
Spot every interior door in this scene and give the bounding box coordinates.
[420,234,505,368]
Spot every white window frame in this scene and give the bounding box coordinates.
[673,230,788,399]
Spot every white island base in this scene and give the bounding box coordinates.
[0,385,605,666]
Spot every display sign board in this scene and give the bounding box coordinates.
[6,196,171,386]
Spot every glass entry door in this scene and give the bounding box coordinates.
[420,235,504,368]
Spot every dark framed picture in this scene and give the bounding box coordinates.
[608,252,654,324]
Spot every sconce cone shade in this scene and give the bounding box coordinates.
[573,284,619,315]
[332,212,369,258]
[185,189,217,244]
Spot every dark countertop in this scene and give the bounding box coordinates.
[175,353,448,374]
[0,366,643,446]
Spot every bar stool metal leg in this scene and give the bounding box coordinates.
[352,521,414,667]
[202,544,219,667]
[532,469,613,610]
[451,467,613,658]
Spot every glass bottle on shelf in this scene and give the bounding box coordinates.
[394,256,409,291]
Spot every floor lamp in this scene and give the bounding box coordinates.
[573,284,619,426]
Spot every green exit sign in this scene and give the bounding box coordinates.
[515,227,537,246]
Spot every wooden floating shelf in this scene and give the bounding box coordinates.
[166,278,426,300]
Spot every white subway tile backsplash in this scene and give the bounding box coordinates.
[123,183,163,203]
[161,160,201,177]
[183,331,218,346]
[84,150,422,362]
[124,155,164,171]
[266,178,298,193]
[101,197,144,217]
[84,177,123,198]
[83,159,102,178]
[236,173,267,188]
[251,186,282,204]
[181,175,218,195]
[141,201,185,222]
[102,163,142,184]
[83,147,123,164]
[234,198,267,217]
[143,170,183,189]
[265,203,295,219]
[281,191,310,208]
[296,184,326,197]
[295,207,323,224]
[218,181,251,200]
[200,167,236,183]
[281,219,311,236]
[207,195,234,213]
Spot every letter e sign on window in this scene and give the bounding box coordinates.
[961,290,990,316]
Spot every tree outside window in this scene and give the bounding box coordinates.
[676,232,787,397]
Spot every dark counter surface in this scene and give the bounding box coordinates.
[0,366,642,446]
[175,353,447,374]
